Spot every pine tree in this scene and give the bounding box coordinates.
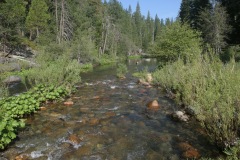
[133,2,143,47]
[0,0,26,51]
[153,15,161,41]
[219,0,240,44]
[26,0,50,40]
[179,0,192,23]
[179,0,211,29]
[199,2,231,54]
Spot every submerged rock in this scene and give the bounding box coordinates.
[105,111,116,117]
[64,101,74,106]
[69,134,81,144]
[89,118,99,126]
[147,100,160,110]
[39,106,47,111]
[178,142,201,159]
[15,154,29,160]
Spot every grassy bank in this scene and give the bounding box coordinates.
[0,44,95,149]
[153,55,240,154]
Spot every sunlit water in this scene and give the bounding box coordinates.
[0,59,221,160]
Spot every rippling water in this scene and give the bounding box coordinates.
[0,59,221,160]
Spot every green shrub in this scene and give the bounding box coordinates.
[98,54,116,65]
[148,21,202,63]
[0,84,68,149]
[17,50,83,92]
[153,55,240,149]
[116,63,128,78]
[0,115,25,149]
[128,55,141,60]
[132,67,149,80]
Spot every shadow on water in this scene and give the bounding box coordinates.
[0,58,222,160]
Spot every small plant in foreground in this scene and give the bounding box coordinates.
[0,84,68,149]
[116,63,128,78]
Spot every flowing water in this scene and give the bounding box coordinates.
[0,59,221,160]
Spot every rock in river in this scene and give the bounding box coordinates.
[171,111,189,122]
[89,118,100,126]
[178,142,201,159]
[64,101,74,106]
[69,134,81,144]
[147,100,160,110]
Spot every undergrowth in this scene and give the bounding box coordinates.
[153,54,240,151]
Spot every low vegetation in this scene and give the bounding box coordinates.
[149,20,240,158]
[153,56,240,149]
[116,63,128,78]
[0,84,68,149]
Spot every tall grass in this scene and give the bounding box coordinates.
[153,54,240,149]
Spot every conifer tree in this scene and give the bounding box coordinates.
[26,0,50,40]
[0,0,26,51]
[133,2,143,47]
[199,2,231,54]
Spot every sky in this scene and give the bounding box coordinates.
[116,0,181,20]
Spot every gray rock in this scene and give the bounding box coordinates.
[3,76,21,83]
[0,57,7,64]
[172,111,189,122]
[9,63,21,71]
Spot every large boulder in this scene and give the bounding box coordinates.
[3,75,21,84]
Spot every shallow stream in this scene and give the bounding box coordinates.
[1,59,220,160]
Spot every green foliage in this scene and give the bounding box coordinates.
[71,35,99,63]
[132,67,149,80]
[153,54,240,149]
[16,47,82,92]
[98,54,117,65]
[0,0,26,48]
[127,55,141,60]
[149,21,202,63]
[221,45,240,62]
[0,84,67,149]
[0,116,25,149]
[199,3,231,54]
[26,0,50,38]
[116,63,128,78]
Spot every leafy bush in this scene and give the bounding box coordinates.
[116,63,128,78]
[153,55,240,149]
[132,67,149,80]
[18,51,83,92]
[148,21,202,63]
[0,84,68,149]
[0,115,25,149]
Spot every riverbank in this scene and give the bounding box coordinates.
[152,55,240,159]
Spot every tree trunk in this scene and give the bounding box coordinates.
[55,0,60,43]
[29,30,32,40]
[36,27,39,38]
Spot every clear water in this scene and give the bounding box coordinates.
[0,59,221,160]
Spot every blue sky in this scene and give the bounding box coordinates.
[117,0,181,19]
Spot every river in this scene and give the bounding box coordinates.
[0,59,221,160]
